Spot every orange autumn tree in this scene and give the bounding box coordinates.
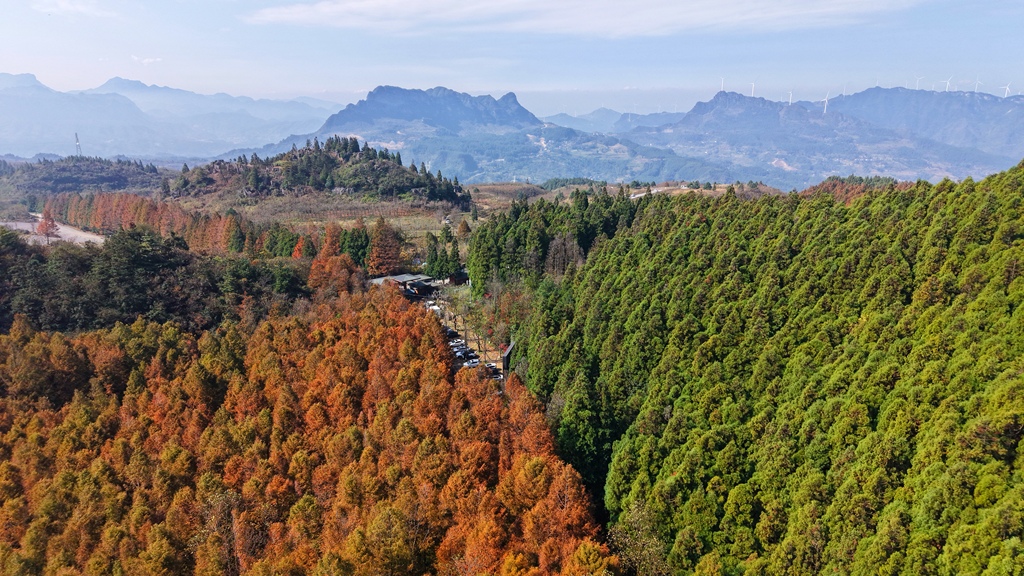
[35,208,59,244]
[291,235,307,259]
[0,287,615,574]
[366,216,402,276]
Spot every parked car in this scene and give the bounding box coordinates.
[449,339,465,347]
[463,359,480,368]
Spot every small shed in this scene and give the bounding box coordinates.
[501,340,516,377]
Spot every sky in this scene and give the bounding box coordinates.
[2,0,1022,116]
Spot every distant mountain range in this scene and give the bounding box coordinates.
[826,87,1024,159]
[541,108,687,133]
[0,73,334,158]
[263,85,1022,188]
[3,73,1023,188]
[622,90,1017,187]
[243,86,738,185]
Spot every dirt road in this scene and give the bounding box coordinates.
[0,215,105,245]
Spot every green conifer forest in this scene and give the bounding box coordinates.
[469,163,1024,574]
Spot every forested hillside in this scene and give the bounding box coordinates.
[0,225,313,335]
[180,136,468,206]
[0,157,161,201]
[471,162,1024,573]
[0,137,471,215]
[799,175,914,204]
[0,205,426,335]
[467,186,638,292]
[0,250,614,574]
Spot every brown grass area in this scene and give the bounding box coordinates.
[173,190,474,248]
[167,179,767,254]
[468,183,552,213]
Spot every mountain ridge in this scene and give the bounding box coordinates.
[320,85,542,134]
[0,74,335,158]
[3,75,1024,189]
[622,90,1017,187]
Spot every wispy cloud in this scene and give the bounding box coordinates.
[131,55,162,66]
[30,0,116,17]
[245,0,929,37]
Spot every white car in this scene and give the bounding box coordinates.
[463,359,480,368]
[449,339,465,347]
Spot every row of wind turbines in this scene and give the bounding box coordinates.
[923,76,1013,96]
[721,76,1017,115]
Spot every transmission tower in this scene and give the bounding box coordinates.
[75,133,82,156]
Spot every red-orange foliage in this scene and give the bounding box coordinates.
[0,288,614,574]
[366,216,402,276]
[319,222,342,259]
[308,254,363,300]
[799,177,915,204]
[291,235,307,259]
[35,209,60,243]
[44,192,255,253]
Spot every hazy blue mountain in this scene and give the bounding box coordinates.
[0,73,161,157]
[7,74,1021,189]
[624,91,1016,188]
[0,74,333,158]
[83,77,331,150]
[319,86,542,135]
[541,108,623,133]
[826,87,1024,158]
[244,85,740,184]
[292,96,347,111]
[301,85,1017,188]
[0,73,47,90]
[541,108,686,133]
[85,77,327,124]
[612,111,686,132]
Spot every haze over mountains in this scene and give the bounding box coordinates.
[0,73,334,159]
[279,85,1024,188]
[251,85,733,185]
[3,73,1023,188]
[624,90,1016,187]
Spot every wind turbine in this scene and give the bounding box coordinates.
[788,91,793,105]
[1001,83,1012,97]
[941,75,953,92]
[720,77,725,92]
[974,77,983,92]
[822,91,830,114]
[750,82,755,97]
[915,76,924,90]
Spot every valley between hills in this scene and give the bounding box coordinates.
[0,76,1023,575]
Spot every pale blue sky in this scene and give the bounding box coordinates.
[2,0,1022,116]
